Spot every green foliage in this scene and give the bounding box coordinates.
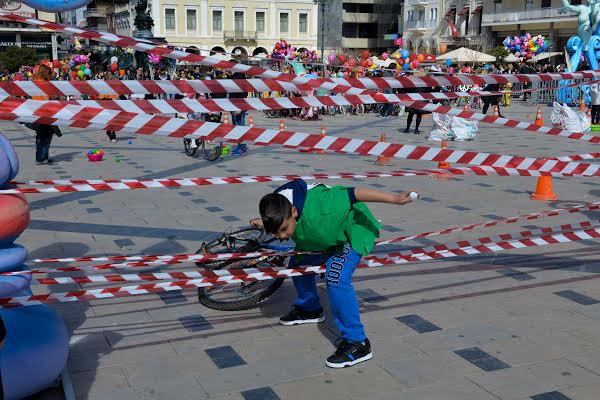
[0,46,38,72]
[490,46,510,62]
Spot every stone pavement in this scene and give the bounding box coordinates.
[6,102,600,400]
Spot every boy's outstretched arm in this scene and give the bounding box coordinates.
[354,187,419,205]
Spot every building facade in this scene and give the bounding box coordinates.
[150,0,318,56]
[481,0,578,52]
[320,0,403,53]
[403,0,489,53]
[0,4,59,60]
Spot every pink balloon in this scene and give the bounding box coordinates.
[381,52,388,61]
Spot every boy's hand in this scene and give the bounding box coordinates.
[249,218,263,228]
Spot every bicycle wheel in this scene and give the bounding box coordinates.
[196,228,285,311]
[201,139,222,161]
[183,138,198,156]
[263,110,279,118]
[356,104,364,115]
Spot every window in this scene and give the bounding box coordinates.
[165,8,175,31]
[407,10,413,21]
[234,10,244,32]
[299,13,308,34]
[212,10,222,32]
[256,11,265,33]
[186,9,196,32]
[280,12,289,33]
[429,8,437,20]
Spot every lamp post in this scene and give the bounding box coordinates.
[313,0,326,75]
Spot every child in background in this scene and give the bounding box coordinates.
[590,82,600,125]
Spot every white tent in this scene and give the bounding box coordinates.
[528,52,563,63]
[503,54,521,63]
[437,47,496,63]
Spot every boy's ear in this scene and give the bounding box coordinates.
[292,206,298,219]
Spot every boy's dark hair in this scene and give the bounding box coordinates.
[259,193,293,234]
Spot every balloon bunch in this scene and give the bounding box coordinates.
[148,53,162,65]
[68,54,91,79]
[272,39,292,60]
[503,33,549,59]
[297,49,318,63]
[394,49,421,71]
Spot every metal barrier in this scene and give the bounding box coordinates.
[530,79,591,106]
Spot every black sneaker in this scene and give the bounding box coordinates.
[326,338,372,368]
[403,128,410,133]
[279,305,325,326]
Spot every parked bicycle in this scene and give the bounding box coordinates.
[182,112,223,161]
[195,227,298,311]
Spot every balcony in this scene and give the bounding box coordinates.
[223,30,257,42]
[481,7,577,26]
[406,20,427,31]
[83,8,104,18]
[342,11,378,23]
[408,0,436,6]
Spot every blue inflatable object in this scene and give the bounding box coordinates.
[21,0,92,12]
[0,133,18,182]
[400,49,410,59]
[0,132,69,399]
[0,245,27,272]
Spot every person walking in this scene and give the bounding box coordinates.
[29,64,61,165]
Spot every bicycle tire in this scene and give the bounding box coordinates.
[263,110,279,118]
[196,227,285,311]
[201,139,222,161]
[183,138,198,156]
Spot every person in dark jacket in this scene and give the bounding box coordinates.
[31,65,61,165]
[482,83,504,117]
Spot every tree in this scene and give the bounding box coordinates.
[489,46,510,63]
[0,46,38,72]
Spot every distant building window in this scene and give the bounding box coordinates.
[299,13,308,34]
[165,8,175,31]
[213,10,222,32]
[234,10,244,32]
[186,9,196,31]
[280,12,289,33]
[256,11,265,33]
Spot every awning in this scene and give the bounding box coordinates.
[446,8,456,17]
[458,6,469,16]
[471,5,482,14]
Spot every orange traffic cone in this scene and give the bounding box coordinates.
[531,176,558,201]
[248,115,254,127]
[580,96,586,111]
[223,114,229,124]
[316,125,326,154]
[279,119,285,131]
[437,141,450,169]
[463,103,470,112]
[587,107,592,123]
[534,106,543,126]
[493,105,499,117]
[375,133,391,165]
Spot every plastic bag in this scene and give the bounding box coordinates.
[428,113,453,141]
[428,113,477,141]
[552,102,590,132]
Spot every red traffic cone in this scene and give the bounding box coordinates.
[531,176,558,201]
[580,96,586,111]
[463,103,470,112]
[223,114,229,124]
[534,106,543,126]
[493,105,499,117]
[279,119,285,131]
[375,133,391,165]
[248,115,254,127]
[437,141,450,169]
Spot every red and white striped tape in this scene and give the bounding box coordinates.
[4,165,585,195]
[5,225,600,307]
[0,73,595,98]
[26,201,600,266]
[27,220,598,284]
[1,99,599,177]
[1,13,600,95]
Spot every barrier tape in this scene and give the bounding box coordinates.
[5,225,600,307]
[1,14,600,94]
[4,165,588,195]
[27,220,598,284]
[1,100,599,177]
[26,201,600,266]
[0,73,596,98]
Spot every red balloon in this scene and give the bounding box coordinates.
[52,60,61,69]
[338,54,347,64]
[72,71,78,79]
[111,62,118,72]
[360,59,368,67]
[361,50,370,60]
[397,58,405,66]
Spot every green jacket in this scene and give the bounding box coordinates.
[291,184,381,256]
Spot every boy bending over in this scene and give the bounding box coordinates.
[251,179,419,368]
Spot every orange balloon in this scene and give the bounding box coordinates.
[439,43,447,54]
[417,54,425,62]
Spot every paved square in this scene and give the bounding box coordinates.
[5,102,600,399]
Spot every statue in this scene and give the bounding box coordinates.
[560,0,596,49]
[133,0,154,37]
